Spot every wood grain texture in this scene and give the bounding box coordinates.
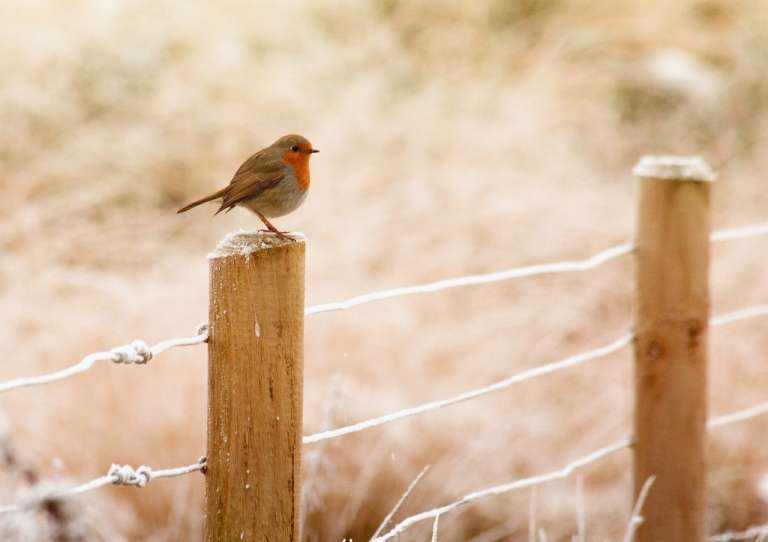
[206,232,305,542]
[633,161,712,542]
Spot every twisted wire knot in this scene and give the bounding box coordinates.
[108,464,153,487]
[110,340,152,364]
[196,323,210,341]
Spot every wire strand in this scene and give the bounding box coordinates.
[708,402,768,429]
[5,223,762,395]
[0,324,208,394]
[0,221,764,522]
[371,438,632,541]
[303,332,633,444]
[710,305,768,327]
[0,457,206,513]
[710,222,768,242]
[305,242,633,316]
[304,304,768,445]
[373,397,768,541]
[305,221,768,317]
[3,396,766,519]
[0,305,766,518]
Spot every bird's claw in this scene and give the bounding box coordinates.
[257,229,295,241]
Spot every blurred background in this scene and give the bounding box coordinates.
[1,0,767,540]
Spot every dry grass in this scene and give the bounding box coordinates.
[2,0,768,540]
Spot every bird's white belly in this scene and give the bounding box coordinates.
[240,174,308,218]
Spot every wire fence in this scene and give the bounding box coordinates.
[0,458,207,514]
[304,331,633,443]
[4,221,765,397]
[372,397,768,541]
[0,324,209,394]
[304,221,768,316]
[5,390,767,533]
[2,219,767,539]
[304,303,768,444]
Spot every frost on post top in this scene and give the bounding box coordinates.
[208,230,306,259]
[633,155,717,183]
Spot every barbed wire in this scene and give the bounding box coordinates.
[0,220,764,525]
[372,397,768,541]
[0,457,206,514]
[0,324,208,394]
[304,304,768,445]
[305,221,768,317]
[2,394,766,520]
[7,303,763,403]
[4,223,763,397]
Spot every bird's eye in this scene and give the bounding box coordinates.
[291,145,300,152]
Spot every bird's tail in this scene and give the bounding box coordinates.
[176,188,227,214]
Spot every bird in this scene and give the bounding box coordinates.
[177,134,319,239]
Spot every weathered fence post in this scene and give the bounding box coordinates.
[206,232,305,541]
[632,156,715,542]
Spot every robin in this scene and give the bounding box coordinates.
[177,134,319,239]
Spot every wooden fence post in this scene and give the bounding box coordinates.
[206,232,305,541]
[632,156,716,542]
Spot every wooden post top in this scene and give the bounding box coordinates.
[208,231,306,259]
[633,155,717,183]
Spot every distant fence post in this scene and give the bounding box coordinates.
[206,232,305,541]
[632,156,715,542]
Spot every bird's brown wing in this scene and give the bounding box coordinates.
[215,150,286,214]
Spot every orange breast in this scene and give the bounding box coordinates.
[282,151,311,189]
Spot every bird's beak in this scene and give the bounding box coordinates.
[309,149,319,153]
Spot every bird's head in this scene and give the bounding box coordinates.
[274,134,319,161]
[274,134,318,189]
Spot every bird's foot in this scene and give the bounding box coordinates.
[257,228,295,241]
